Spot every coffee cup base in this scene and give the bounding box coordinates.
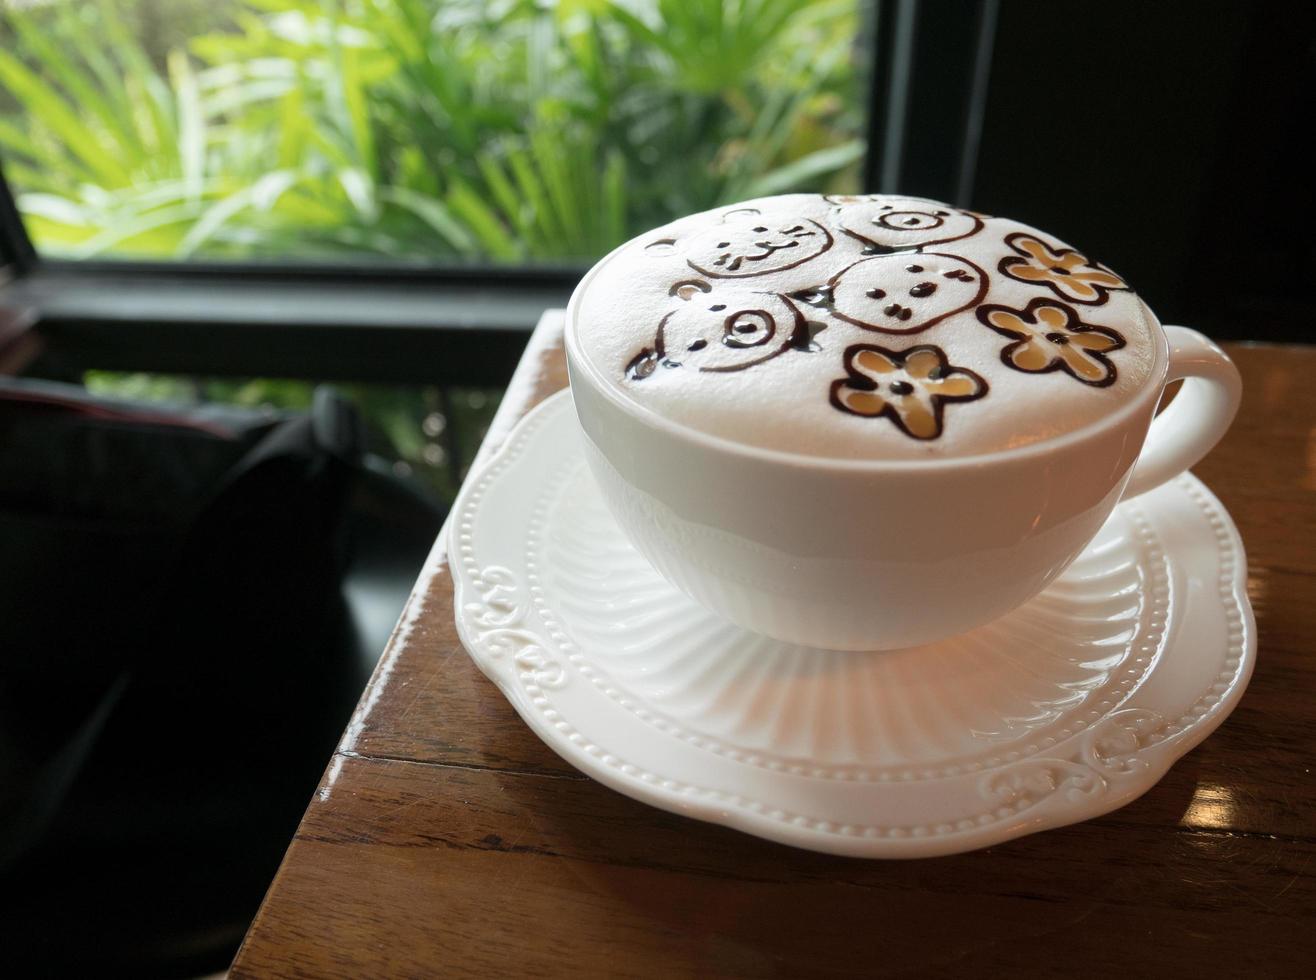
[451,391,1255,857]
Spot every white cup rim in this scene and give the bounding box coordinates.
[565,247,1172,475]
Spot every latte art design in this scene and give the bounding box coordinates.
[624,282,817,380]
[685,212,833,278]
[830,344,987,440]
[977,298,1126,387]
[826,252,987,334]
[997,233,1128,305]
[579,194,1151,454]
[827,194,985,254]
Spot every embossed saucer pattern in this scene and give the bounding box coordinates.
[450,391,1256,858]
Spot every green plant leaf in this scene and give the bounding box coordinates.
[445,180,522,261]
[2,0,864,262]
[167,51,206,203]
[0,48,130,186]
[177,170,298,256]
[743,139,865,198]
[379,186,479,256]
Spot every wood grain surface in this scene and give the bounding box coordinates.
[231,317,1316,978]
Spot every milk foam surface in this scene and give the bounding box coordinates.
[572,194,1159,460]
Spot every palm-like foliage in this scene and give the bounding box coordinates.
[0,0,865,262]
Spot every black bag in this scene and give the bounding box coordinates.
[0,377,362,868]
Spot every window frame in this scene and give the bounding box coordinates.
[0,0,998,386]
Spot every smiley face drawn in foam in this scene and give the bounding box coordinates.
[827,252,988,335]
[829,195,983,254]
[684,209,833,279]
[625,279,822,380]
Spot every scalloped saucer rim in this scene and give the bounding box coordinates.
[449,390,1256,858]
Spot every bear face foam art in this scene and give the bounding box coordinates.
[624,280,819,380]
[826,194,983,254]
[682,208,834,279]
[824,252,988,335]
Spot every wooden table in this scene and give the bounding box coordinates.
[232,316,1316,978]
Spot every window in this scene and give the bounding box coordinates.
[3,1,1007,499]
[1,0,869,265]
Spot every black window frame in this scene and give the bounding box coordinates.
[0,0,997,387]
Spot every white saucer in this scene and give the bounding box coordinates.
[450,390,1256,858]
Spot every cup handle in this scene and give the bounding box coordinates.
[1120,325,1242,500]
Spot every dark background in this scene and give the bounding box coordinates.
[972,0,1314,342]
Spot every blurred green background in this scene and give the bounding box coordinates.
[1,0,868,497]
[1,0,866,261]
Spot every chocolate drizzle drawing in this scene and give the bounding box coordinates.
[621,196,1133,441]
[829,344,987,440]
[997,232,1128,305]
[976,297,1126,387]
[821,252,988,335]
[684,209,833,278]
[825,194,985,254]
[624,280,824,380]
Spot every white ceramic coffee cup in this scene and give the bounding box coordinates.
[565,279,1240,651]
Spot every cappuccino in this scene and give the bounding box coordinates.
[573,194,1158,459]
